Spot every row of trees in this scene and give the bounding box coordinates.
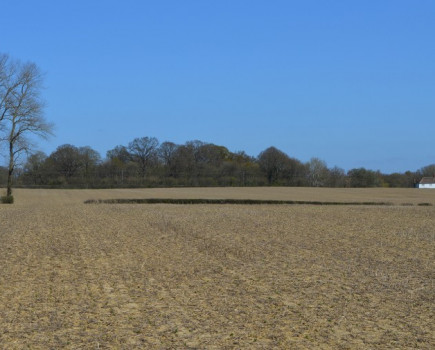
[1,54,432,193]
[5,137,433,189]
[0,54,53,198]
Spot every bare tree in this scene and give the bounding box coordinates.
[78,146,101,186]
[107,145,130,164]
[23,151,48,185]
[2,56,53,197]
[419,164,435,178]
[158,141,178,176]
[128,137,159,178]
[106,145,131,184]
[307,157,329,187]
[0,54,20,129]
[158,141,178,166]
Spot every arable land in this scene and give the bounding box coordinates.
[0,188,434,348]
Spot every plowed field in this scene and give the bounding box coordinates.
[0,188,434,349]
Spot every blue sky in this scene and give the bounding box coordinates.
[1,0,434,173]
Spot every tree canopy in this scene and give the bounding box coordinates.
[6,137,431,189]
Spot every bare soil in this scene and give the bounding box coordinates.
[0,188,434,349]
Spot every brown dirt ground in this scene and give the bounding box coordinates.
[10,186,435,206]
[0,188,434,349]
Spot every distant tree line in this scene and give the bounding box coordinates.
[1,136,433,189]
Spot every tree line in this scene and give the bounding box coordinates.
[2,137,433,189]
[1,53,433,193]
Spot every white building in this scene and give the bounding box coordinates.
[417,177,435,189]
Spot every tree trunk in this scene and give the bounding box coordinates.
[7,140,14,197]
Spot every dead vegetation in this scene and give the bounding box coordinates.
[0,189,434,348]
[84,198,400,206]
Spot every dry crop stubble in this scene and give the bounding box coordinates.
[0,189,434,348]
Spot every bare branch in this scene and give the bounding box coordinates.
[0,53,54,196]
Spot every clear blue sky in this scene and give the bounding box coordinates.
[2,0,434,173]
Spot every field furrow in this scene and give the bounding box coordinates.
[0,189,434,348]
